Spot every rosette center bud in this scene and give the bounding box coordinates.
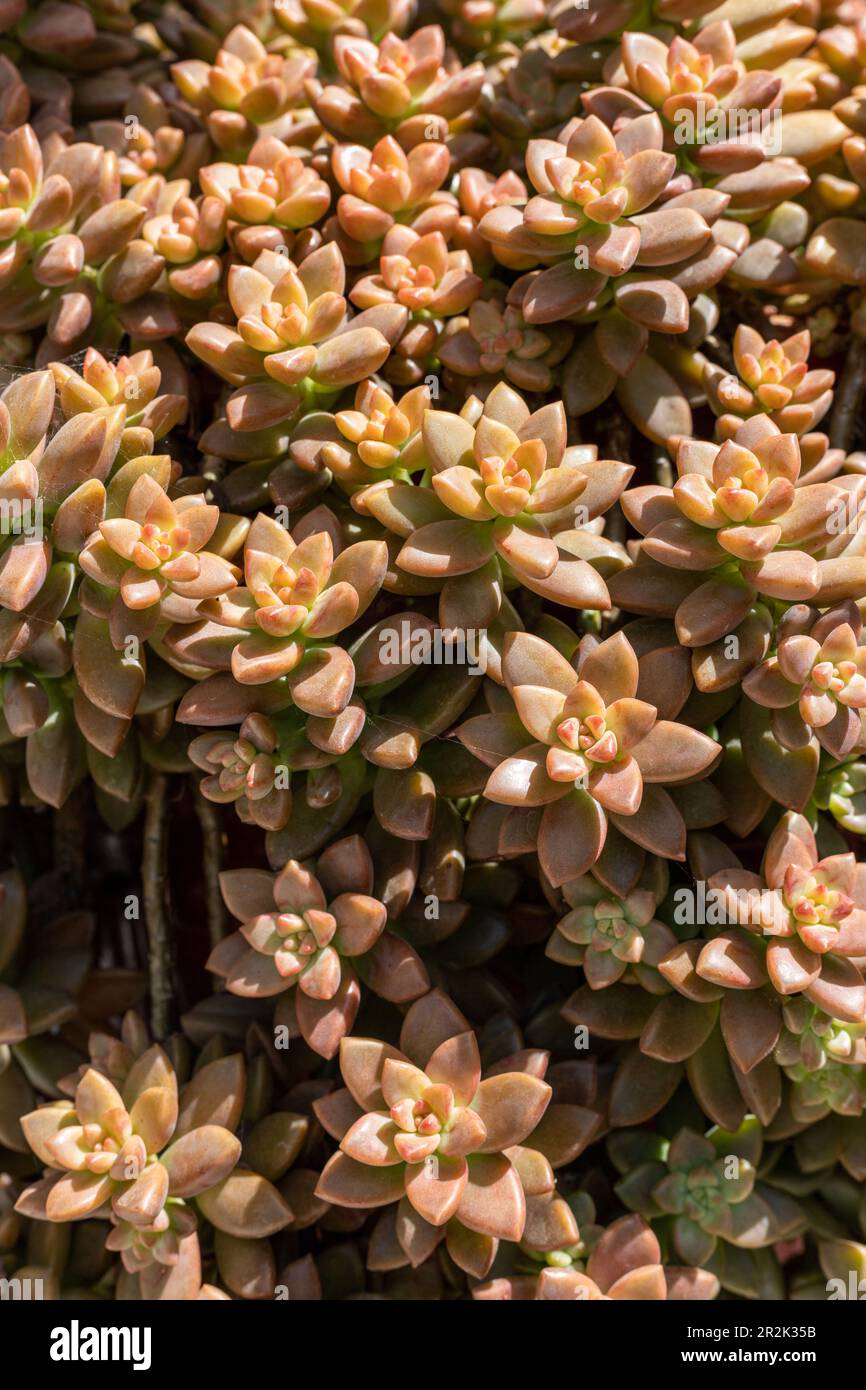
[389,1083,456,1162]
[783,865,853,952]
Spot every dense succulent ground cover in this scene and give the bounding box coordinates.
[1,0,866,1305]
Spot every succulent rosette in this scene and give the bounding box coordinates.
[457,629,719,885]
[0,125,174,355]
[50,348,187,444]
[87,102,209,192]
[105,1200,200,1276]
[314,989,567,1277]
[546,855,671,988]
[200,145,332,236]
[288,377,430,500]
[439,295,574,393]
[15,1048,240,1230]
[312,27,485,146]
[697,811,866,1024]
[171,25,318,156]
[477,113,713,321]
[362,1041,604,1274]
[188,711,296,830]
[188,510,386,707]
[775,998,866,1123]
[179,699,366,836]
[350,227,482,321]
[595,24,784,175]
[209,834,428,1055]
[80,477,239,623]
[361,382,631,629]
[480,41,586,149]
[743,600,866,762]
[0,364,201,736]
[9,1034,273,1299]
[815,756,866,833]
[624,419,844,575]
[704,327,836,437]
[474,1213,720,1300]
[5,0,866,1314]
[610,413,866,689]
[566,816,866,1133]
[0,125,103,298]
[186,243,400,430]
[609,1119,804,1268]
[142,188,228,303]
[328,135,454,264]
[274,0,414,51]
[474,110,743,432]
[349,226,482,381]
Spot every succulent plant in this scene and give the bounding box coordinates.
[328,136,453,264]
[351,227,481,321]
[2,0,866,1314]
[171,25,318,156]
[775,997,866,1122]
[188,712,295,829]
[314,988,589,1277]
[312,28,485,147]
[437,0,545,52]
[439,295,574,393]
[697,811,866,1022]
[457,629,719,885]
[15,1047,240,1240]
[208,833,428,1054]
[142,187,228,303]
[479,39,585,149]
[81,477,239,616]
[187,243,398,428]
[609,1119,804,1269]
[704,327,835,437]
[363,382,631,628]
[50,348,187,443]
[274,0,414,51]
[474,1212,720,1300]
[0,125,176,355]
[743,599,866,760]
[200,147,331,236]
[291,377,429,499]
[546,855,671,987]
[599,25,784,175]
[194,510,386,700]
[478,113,724,325]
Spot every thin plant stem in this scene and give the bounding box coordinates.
[53,784,87,902]
[829,332,866,452]
[142,771,174,1039]
[599,405,631,556]
[704,332,735,375]
[192,780,227,961]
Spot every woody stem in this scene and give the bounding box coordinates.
[597,403,632,638]
[598,404,631,548]
[142,771,174,1039]
[53,783,88,904]
[703,333,735,375]
[192,780,227,964]
[829,330,866,451]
